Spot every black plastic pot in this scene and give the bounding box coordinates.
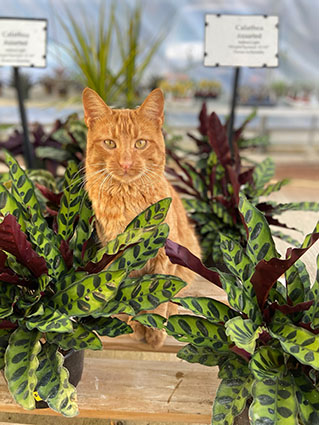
[35,349,84,409]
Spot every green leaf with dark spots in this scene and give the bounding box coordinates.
[0,328,14,369]
[4,328,41,410]
[270,311,319,370]
[172,296,238,323]
[108,223,169,273]
[302,253,319,329]
[212,375,253,425]
[57,161,83,241]
[285,262,305,305]
[70,196,93,267]
[132,313,166,330]
[46,323,102,351]
[249,346,286,381]
[292,368,319,425]
[220,233,254,283]
[225,316,263,354]
[25,306,73,334]
[219,272,262,324]
[166,314,229,351]
[27,222,65,280]
[251,157,275,191]
[0,282,18,319]
[177,344,230,367]
[82,316,132,337]
[5,153,56,241]
[239,194,278,263]
[36,343,78,417]
[182,198,210,213]
[98,274,186,316]
[249,374,298,425]
[51,270,122,317]
[0,184,26,231]
[125,198,172,230]
[218,356,251,380]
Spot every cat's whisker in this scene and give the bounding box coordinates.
[83,169,109,190]
[98,171,114,202]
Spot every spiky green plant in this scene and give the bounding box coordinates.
[57,1,166,106]
[0,153,186,416]
[134,194,319,425]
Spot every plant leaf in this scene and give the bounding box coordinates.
[5,153,55,241]
[219,233,254,283]
[27,221,65,280]
[0,282,18,319]
[249,375,298,425]
[5,328,41,410]
[251,157,275,190]
[238,194,278,264]
[98,274,186,316]
[36,343,78,417]
[270,311,319,370]
[212,375,253,425]
[249,346,286,381]
[165,239,223,288]
[57,161,83,241]
[218,355,251,379]
[166,314,229,351]
[218,272,262,324]
[108,223,170,273]
[302,253,319,329]
[251,230,319,309]
[132,313,167,329]
[255,178,290,197]
[25,306,73,334]
[0,214,48,278]
[50,270,122,317]
[225,316,263,354]
[291,368,319,425]
[172,296,238,323]
[125,198,171,230]
[0,328,14,369]
[70,196,93,267]
[177,344,230,367]
[285,262,305,305]
[82,316,132,337]
[0,184,26,231]
[46,323,102,351]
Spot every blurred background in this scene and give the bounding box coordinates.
[0,0,318,141]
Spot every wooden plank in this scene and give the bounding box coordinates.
[0,357,218,423]
[101,334,184,353]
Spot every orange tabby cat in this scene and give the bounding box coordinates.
[82,88,200,348]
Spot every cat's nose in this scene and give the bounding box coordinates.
[120,160,133,171]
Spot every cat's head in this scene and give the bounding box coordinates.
[82,88,165,187]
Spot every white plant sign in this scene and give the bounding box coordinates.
[204,14,279,68]
[0,18,47,68]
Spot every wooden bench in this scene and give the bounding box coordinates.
[0,278,225,424]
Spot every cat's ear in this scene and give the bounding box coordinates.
[138,88,164,125]
[82,88,112,127]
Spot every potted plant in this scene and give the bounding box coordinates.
[167,105,319,268]
[0,153,186,416]
[133,194,319,425]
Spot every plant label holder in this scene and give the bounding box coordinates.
[0,17,48,168]
[204,14,279,155]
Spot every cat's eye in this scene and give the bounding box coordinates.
[104,139,116,149]
[135,139,147,149]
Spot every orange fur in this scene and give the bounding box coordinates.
[83,88,200,347]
